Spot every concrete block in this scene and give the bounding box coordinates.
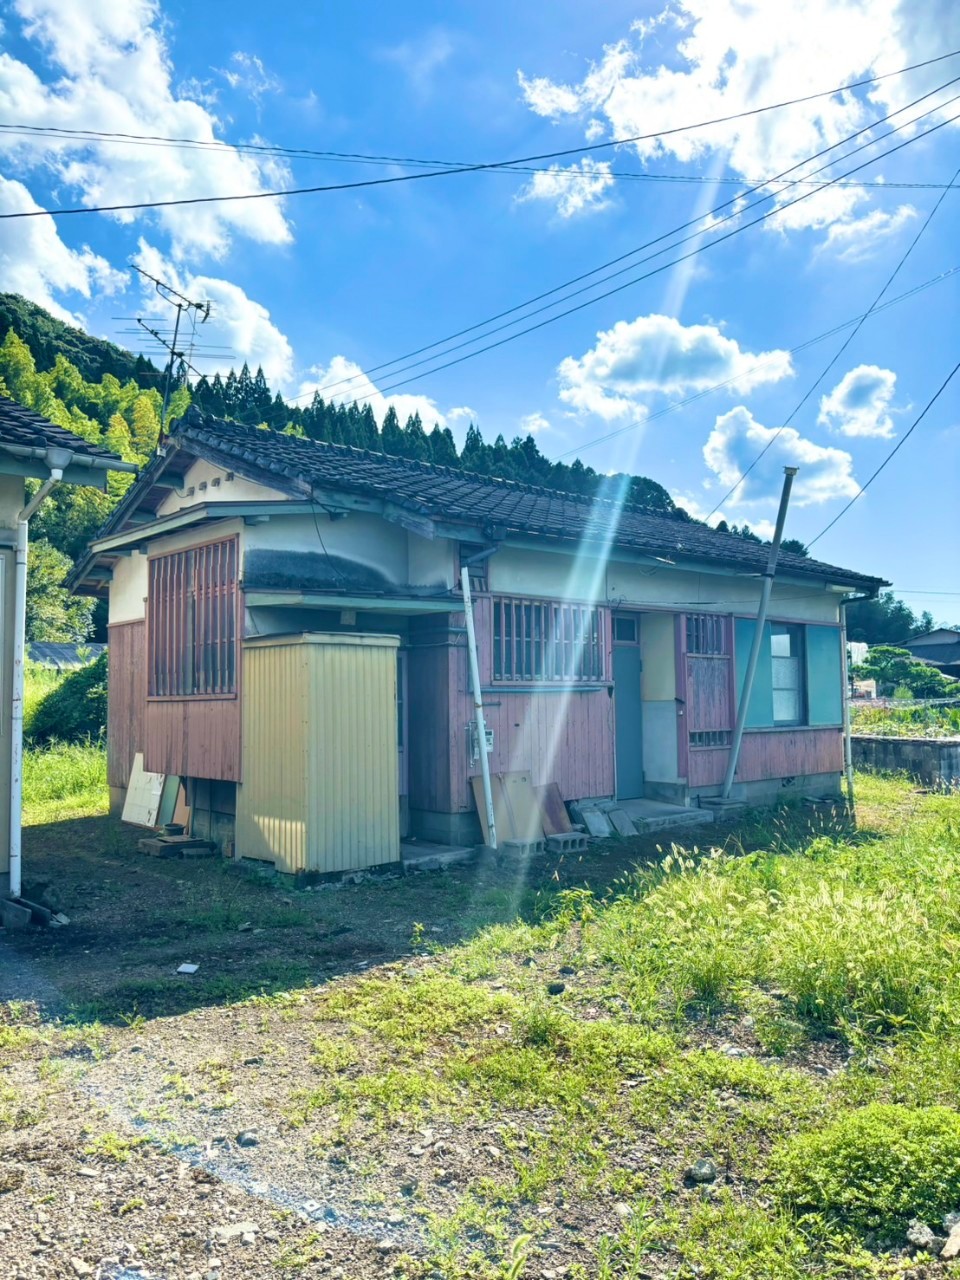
[580,809,613,839]
[500,839,546,858]
[545,833,589,854]
[2,899,32,931]
[606,808,639,838]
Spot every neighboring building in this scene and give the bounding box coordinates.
[901,628,960,680]
[27,642,106,670]
[0,398,135,895]
[847,641,869,667]
[71,409,887,874]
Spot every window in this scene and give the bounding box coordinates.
[686,613,726,655]
[614,616,638,644]
[492,597,606,683]
[148,538,238,697]
[771,622,805,725]
[690,730,732,748]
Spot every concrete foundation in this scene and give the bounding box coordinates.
[188,778,237,853]
[409,807,483,847]
[692,771,843,808]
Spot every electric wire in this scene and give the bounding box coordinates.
[807,357,960,548]
[289,74,960,403]
[336,104,960,409]
[550,265,960,461]
[2,48,958,221]
[705,160,960,516]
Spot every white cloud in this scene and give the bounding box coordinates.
[379,28,456,95]
[818,364,898,437]
[703,405,860,506]
[673,489,776,538]
[557,313,793,420]
[517,1,960,236]
[519,411,550,434]
[516,159,615,219]
[0,0,293,261]
[297,356,447,430]
[0,176,127,323]
[218,52,282,107]
[447,405,478,424]
[817,204,918,261]
[133,241,294,390]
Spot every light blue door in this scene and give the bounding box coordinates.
[614,619,644,799]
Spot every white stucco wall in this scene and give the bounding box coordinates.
[108,552,148,624]
[156,458,289,516]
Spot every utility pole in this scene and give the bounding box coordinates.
[131,265,210,431]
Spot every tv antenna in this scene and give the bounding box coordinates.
[131,263,210,430]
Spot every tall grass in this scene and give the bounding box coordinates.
[22,741,107,825]
[852,701,960,738]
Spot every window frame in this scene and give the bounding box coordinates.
[147,536,239,701]
[770,621,806,727]
[491,596,608,685]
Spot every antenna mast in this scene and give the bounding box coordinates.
[131,264,210,431]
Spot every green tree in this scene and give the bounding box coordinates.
[846,591,929,646]
[0,329,37,398]
[428,424,458,467]
[852,646,952,697]
[25,539,95,642]
[381,405,404,455]
[130,394,161,458]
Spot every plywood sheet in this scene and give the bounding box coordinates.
[534,783,572,835]
[472,772,545,844]
[122,753,166,828]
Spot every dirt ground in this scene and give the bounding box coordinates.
[0,803,859,1280]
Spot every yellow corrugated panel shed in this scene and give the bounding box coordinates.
[236,633,400,874]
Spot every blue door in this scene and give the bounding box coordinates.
[614,616,644,799]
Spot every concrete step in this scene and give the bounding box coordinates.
[401,841,476,873]
[633,809,715,835]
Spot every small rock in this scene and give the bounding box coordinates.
[237,922,253,932]
[613,1202,632,1221]
[235,1131,259,1147]
[70,1262,94,1278]
[906,1218,944,1255]
[376,1239,398,1253]
[546,981,565,996]
[941,1221,960,1261]
[684,1158,719,1185]
[209,1221,259,1245]
[945,1211,960,1232]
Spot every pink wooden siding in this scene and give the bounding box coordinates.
[107,620,146,789]
[455,597,615,808]
[687,728,843,787]
[143,696,242,782]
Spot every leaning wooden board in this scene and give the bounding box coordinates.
[534,782,573,834]
[471,772,547,844]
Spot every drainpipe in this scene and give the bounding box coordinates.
[8,449,72,901]
[837,591,873,812]
[460,548,498,849]
[721,466,798,801]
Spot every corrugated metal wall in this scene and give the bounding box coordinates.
[236,634,400,874]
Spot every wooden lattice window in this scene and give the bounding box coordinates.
[686,612,727,655]
[148,538,238,698]
[492,598,606,683]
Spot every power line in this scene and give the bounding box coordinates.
[336,103,960,410]
[807,357,960,548]
[2,48,959,221]
[705,159,960,516]
[0,120,954,192]
[290,74,960,404]
[551,265,960,461]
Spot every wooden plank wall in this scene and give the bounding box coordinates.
[107,620,146,789]
[688,728,843,787]
[144,697,241,782]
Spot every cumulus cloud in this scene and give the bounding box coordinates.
[0,176,127,323]
[133,241,294,390]
[519,411,550,434]
[557,313,793,420]
[817,204,918,261]
[516,159,615,218]
[818,364,898,437]
[673,489,776,538]
[0,0,293,261]
[296,356,448,430]
[704,406,860,506]
[517,0,960,234]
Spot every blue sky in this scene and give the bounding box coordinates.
[0,0,958,621]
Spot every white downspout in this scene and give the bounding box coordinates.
[839,600,855,811]
[460,558,497,850]
[8,458,68,901]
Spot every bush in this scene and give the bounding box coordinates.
[27,651,107,745]
[773,1103,960,1233]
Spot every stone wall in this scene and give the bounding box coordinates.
[852,735,960,789]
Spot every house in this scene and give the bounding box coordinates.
[27,641,106,671]
[0,398,136,900]
[900,629,960,680]
[71,408,887,875]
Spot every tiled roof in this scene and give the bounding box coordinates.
[174,410,888,591]
[0,397,124,462]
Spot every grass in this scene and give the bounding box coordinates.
[4,773,960,1277]
[852,700,960,738]
[22,739,108,823]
